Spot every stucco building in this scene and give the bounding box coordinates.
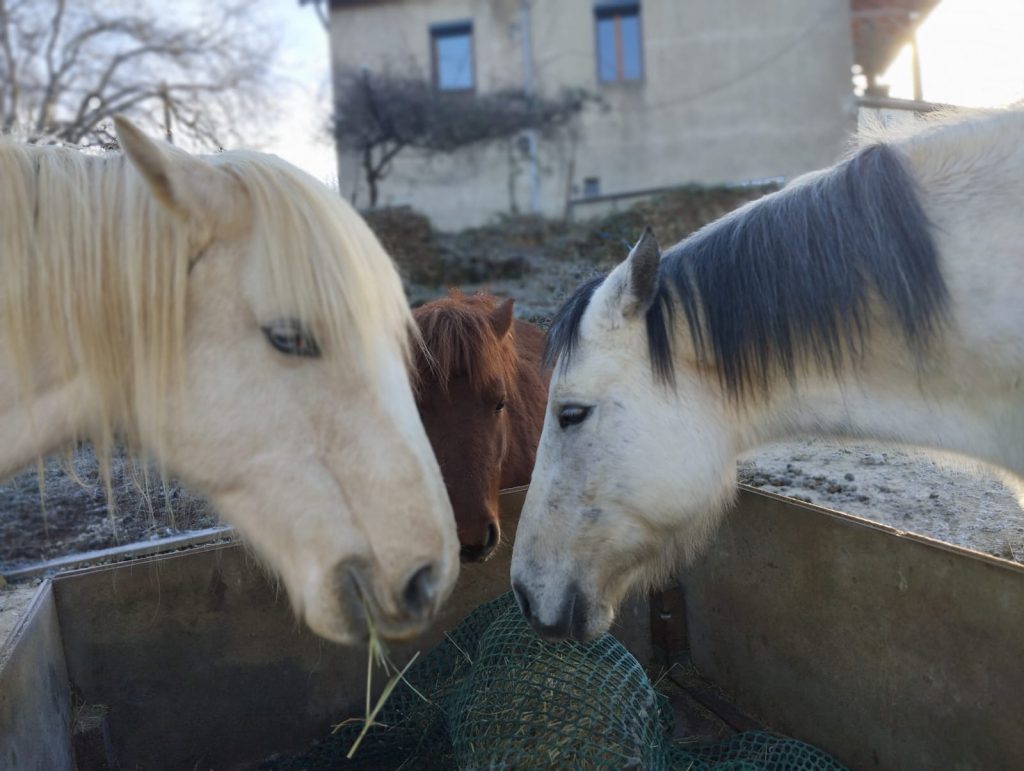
[324,1,924,229]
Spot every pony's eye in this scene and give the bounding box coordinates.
[495,399,506,413]
[558,404,591,429]
[262,319,321,358]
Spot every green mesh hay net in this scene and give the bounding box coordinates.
[267,593,846,770]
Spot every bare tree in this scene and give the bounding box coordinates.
[0,0,279,149]
[334,69,593,208]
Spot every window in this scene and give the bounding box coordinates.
[431,21,474,91]
[595,1,643,83]
[583,177,601,198]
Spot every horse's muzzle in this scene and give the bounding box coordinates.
[512,579,589,642]
[459,522,500,563]
[334,559,443,639]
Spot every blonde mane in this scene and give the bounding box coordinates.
[212,150,413,365]
[0,139,412,465]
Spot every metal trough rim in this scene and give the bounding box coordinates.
[1,486,532,583]
[3,526,236,582]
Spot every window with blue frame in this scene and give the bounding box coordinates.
[595,1,643,83]
[431,20,474,91]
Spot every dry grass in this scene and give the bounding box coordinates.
[0,447,215,570]
[334,592,424,760]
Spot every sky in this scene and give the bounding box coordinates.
[254,3,336,183]
[258,0,1024,182]
[878,0,1024,106]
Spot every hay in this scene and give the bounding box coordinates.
[267,593,847,771]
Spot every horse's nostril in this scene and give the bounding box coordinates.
[334,562,365,608]
[484,522,499,551]
[458,521,501,563]
[401,563,437,619]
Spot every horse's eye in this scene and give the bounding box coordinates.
[262,319,320,358]
[495,399,506,414]
[558,404,591,429]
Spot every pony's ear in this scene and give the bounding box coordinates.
[490,298,515,339]
[609,226,661,318]
[114,115,247,235]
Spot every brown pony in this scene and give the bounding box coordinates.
[413,291,548,562]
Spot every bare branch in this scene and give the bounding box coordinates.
[299,0,329,31]
[42,0,64,76]
[334,69,594,205]
[0,0,22,130]
[35,0,66,130]
[68,37,206,129]
[0,0,279,149]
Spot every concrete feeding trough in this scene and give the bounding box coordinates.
[1,486,1022,769]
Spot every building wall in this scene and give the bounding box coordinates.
[329,0,856,229]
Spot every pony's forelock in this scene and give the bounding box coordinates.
[544,275,606,374]
[413,291,520,398]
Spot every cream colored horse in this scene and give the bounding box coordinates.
[0,118,459,644]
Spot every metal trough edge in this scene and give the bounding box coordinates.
[737,482,1024,573]
[3,526,236,582]
[3,486,535,583]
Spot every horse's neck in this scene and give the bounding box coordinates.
[0,334,94,480]
[502,322,548,488]
[733,121,1024,482]
[742,360,1024,480]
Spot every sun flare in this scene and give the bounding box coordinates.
[879,0,1024,107]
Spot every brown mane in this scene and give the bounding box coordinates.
[413,290,521,396]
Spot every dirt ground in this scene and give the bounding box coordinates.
[0,451,214,572]
[738,440,1024,561]
[2,189,1022,572]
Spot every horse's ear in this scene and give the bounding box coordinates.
[614,226,661,317]
[490,298,515,339]
[114,115,247,235]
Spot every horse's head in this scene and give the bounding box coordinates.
[511,229,737,641]
[114,119,459,644]
[413,292,520,563]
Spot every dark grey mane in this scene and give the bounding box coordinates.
[545,142,948,397]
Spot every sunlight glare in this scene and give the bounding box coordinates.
[879,0,1024,107]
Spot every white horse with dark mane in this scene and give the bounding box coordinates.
[0,118,459,644]
[511,108,1024,642]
